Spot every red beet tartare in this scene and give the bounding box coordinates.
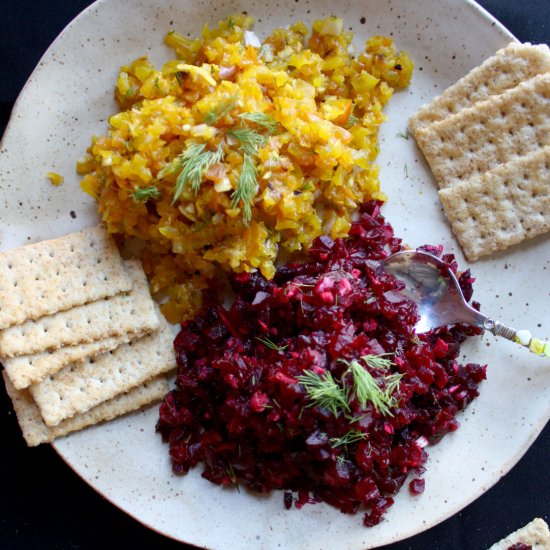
[157,202,486,526]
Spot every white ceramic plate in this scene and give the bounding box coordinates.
[1,0,549,548]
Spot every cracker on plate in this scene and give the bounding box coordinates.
[438,147,550,261]
[2,332,133,390]
[0,259,159,357]
[29,313,176,427]
[414,72,550,189]
[0,226,132,330]
[409,42,550,134]
[3,371,169,447]
[488,517,550,550]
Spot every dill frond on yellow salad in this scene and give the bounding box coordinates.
[78,15,413,322]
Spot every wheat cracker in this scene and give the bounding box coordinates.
[414,72,550,189]
[2,332,133,390]
[0,260,158,357]
[0,226,132,330]
[409,42,550,134]
[3,371,169,447]
[438,147,550,261]
[488,518,550,550]
[29,313,176,426]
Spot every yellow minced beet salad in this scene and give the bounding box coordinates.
[78,15,413,322]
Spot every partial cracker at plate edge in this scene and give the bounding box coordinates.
[0,259,159,358]
[2,331,138,390]
[438,146,550,261]
[3,371,170,447]
[413,72,550,190]
[488,517,550,550]
[409,41,550,135]
[0,225,132,330]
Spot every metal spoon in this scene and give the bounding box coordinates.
[381,250,549,357]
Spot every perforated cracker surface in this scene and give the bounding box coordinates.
[3,371,169,447]
[414,73,550,189]
[0,260,158,357]
[438,147,550,261]
[2,332,133,390]
[409,42,550,134]
[29,313,176,427]
[0,226,132,330]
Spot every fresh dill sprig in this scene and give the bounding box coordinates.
[167,107,276,220]
[330,429,367,448]
[172,142,224,203]
[227,117,279,222]
[396,130,410,140]
[256,336,288,352]
[296,354,401,419]
[238,112,278,134]
[343,356,402,417]
[132,185,161,204]
[231,153,257,224]
[345,359,391,415]
[173,142,206,193]
[227,127,268,156]
[296,369,350,418]
[205,96,238,125]
[384,374,402,398]
[360,353,394,370]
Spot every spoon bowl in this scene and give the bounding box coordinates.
[380,250,549,357]
[380,250,486,334]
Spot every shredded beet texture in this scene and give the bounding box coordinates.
[157,202,487,527]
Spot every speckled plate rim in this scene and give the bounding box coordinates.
[1,0,549,548]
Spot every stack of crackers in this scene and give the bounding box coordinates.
[0,226,176,446]
[409,42,550,262]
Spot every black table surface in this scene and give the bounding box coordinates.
[0,1,548,549]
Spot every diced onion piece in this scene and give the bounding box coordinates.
[244,30,261,48]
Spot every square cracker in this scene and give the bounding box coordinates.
[409,42,550,134]
[3,371,169,447]
[414,72,550,189]
[0,259,159,357]
[2,332,132,390]
[438,147,550,261]
[488,518,550,550]
[0,226,132,330]
[29,312,176,427]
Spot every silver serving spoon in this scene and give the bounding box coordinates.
[381,250,549,357]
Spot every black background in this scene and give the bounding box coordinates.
[0,1,548,549]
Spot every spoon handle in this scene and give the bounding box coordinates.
[484,319,550,357]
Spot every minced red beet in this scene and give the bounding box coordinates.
[157,201,487,527]
[507,544,532,550]
[409,478,425,495]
